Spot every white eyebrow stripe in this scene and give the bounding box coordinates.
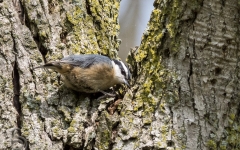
[120,61,128,77]
[111,60,121,77]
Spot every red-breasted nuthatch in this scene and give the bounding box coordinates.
[35,54,131,95]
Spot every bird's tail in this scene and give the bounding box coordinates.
[33,62,61,70]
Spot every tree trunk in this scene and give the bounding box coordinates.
[125,0,240,149]
[0,0,120,149]
[1,0,240,150]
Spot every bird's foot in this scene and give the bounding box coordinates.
[97,90,116,100]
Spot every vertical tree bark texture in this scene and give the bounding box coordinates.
[124,0,240,149]
[0,0,120,149]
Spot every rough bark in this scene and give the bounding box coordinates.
[124,0,240,149]
[0,0,120,149]
[1,0,240,150]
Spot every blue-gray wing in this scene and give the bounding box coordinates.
[60,54,112,68]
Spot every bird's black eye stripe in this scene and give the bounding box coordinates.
[113,59,127,77]
[121,69,126,76]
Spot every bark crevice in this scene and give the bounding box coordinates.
[11,30,21,128]
[33,33,48,63]
[12,60,21,128]
[20,1,48,63]
[11,30,29,149]
[85,0,92,16]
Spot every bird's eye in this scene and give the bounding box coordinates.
[121,70,126,76]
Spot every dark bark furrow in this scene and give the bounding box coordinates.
[13,60,21,128]
[11,30,22,128]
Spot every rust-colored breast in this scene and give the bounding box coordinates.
[60,63,118,93]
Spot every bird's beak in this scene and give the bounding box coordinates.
[124,80,130,88]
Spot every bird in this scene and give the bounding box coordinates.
[34,54,131,96]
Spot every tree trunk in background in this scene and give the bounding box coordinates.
[1,0,240,150]
[0,0,120,149]
[125,0,240,149]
